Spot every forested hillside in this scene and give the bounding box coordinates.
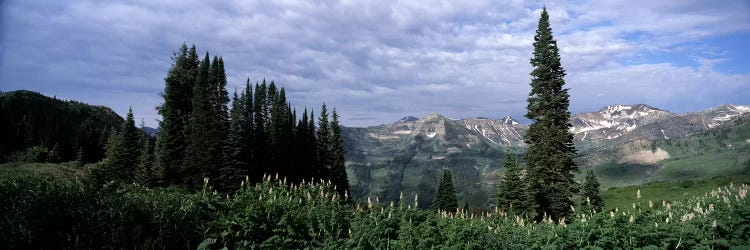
[0,90,123,163]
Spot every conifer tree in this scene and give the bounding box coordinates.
[157,44,199,185]
[135,134,155,185]
[581,170,604,213]
[253,81,269,178]
[316,104,331,180]
[210,57,230,175]
[432,169,458,213]
[242,81,255,175]
[220,89,249,190]
[186,53,215,188]
[102,108,140,182]
[75,147,85,168]
[496,153,531,216]
[329,108,349,196]
[524,7,578,221]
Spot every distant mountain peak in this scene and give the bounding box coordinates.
[396,116,419,123]
[598,104,664,114]
[500,116,520,125]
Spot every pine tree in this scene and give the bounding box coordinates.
[524,7,578,221]
[221,89,249,191]
[253,81,269,179]
[496,153,531,216]
[135,134,155,185]
[329,108,349,196]
[316,104,331,180]
[157,44,199,186]
[581,170,604,213]
[186,53,215,189]
[102,108,140,182]
[75,147,85,168]
[432,169,458,213]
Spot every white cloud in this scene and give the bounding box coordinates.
[1,0,749,127]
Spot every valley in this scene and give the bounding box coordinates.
[343,104,750,207]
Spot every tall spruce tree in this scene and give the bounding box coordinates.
[496,153,531,216]
[157,44,199,186]
[102,108,140,182]
[581,170,604,213]
[432,170,459,212]
[220,89,247,190]
[253,81,269,178]
[329,108,349,196]
[316,104,331,180]
[524,8,578,221]
[210,57,230,174]
[186,53,214,189]
[242,81,255,176]
[135,134,155,185]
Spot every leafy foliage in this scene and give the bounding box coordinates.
[3,172,750,249]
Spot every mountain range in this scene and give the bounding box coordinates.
[342,104,750,208]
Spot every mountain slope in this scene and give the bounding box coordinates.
[343,103,750,207]
[0,90,124,162]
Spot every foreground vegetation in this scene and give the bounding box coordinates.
[2,172,749,249]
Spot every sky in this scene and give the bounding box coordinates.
[1,0,749,127]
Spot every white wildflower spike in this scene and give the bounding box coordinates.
[712,220,717,227]
[586,197,591,206]
[629,215,634,223]
[203,177,209,186]
[649,200,653,208]
[414,193,419,208]
[655,222,658,228]
[637,189,641,199]
[570,205,575,212]
[368,197,373,209]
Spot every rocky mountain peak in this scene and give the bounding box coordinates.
[500,116,520,125]
[396,116,419,123]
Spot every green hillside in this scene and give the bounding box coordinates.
[0,90,124,163]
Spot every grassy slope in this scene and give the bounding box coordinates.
[602,175,750,211]
[0,162,88,179]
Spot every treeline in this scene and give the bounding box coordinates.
[0,90,123,163]
[102,44,348,194]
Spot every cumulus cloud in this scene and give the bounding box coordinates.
[0,0,748,127]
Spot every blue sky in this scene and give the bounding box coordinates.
[1,0,749,127]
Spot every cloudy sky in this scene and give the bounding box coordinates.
[1,0,749,127]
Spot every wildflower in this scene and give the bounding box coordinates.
[368,197,373,209]
[649,200,653,208]
[629,215,634,223]
[712,220,717,227]
[637,189,641,199]
[610,211,614,218]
